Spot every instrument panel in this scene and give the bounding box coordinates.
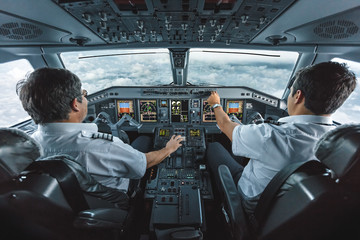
[86,87,285,133]
[114,98,245,124]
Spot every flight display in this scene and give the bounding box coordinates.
[226,100,243,122]
[160,99,168,107]
[140,100,157,122]
[117,100,135,120]
[171,100,189,122]
[189,128,201,137]
[159,128,171,137]
[202,101,216,123]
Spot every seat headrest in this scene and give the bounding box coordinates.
[0,128,42,180]
[315,124,360,183]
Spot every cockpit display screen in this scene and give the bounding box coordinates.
[202,101,216,123]
[117,100,135,120]
[159,128,170,137]
[140,100,157,122]
[160,100,168,107]
[171,100,188,123]
[189,129,201,137]
[226,100,243,122]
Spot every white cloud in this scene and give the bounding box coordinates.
[0,59,33,127]
[333,110,360,124]
[112,77,133,86]
[350,105,360,112]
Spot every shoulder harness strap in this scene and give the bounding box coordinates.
[252,160,327,231]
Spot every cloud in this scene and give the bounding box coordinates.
[187,63,290,98]
[349,105,360,112]
[333,109,360,123]
[0,60,32,127]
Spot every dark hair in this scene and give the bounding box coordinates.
[292,61,357,115]
[16,67,82,124]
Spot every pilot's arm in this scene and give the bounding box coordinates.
[145,135,183,168]
[207,91,240,141]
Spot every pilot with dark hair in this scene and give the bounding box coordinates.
[206,61,357,215]
[0,127,134,209]
[17,67,183,196]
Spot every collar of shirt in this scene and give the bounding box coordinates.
[37,123,98,133]
[278,115,333,125]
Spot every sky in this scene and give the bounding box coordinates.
[1,50,359,127]
[0,59,34,127]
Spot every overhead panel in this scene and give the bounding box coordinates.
[114,0,148,12]
[203,0,237,11]
[55,0,296,45]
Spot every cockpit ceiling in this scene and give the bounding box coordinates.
[285,6,360,43]
[1,0,360,47]
[55,0,296,45]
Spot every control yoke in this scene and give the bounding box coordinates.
[229,114,242,124]
[246,111,264,125]
[94,112,142,135]
[116,113,143,129]
[216,114,242,130]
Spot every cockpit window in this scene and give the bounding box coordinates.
[188,49,299,98]
[61,49,172,94]
[331,58,360,123]
[61,48,298,98]
[0,59,33,127]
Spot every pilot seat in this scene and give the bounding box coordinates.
[0,127,140,240]
[218,124,360,240]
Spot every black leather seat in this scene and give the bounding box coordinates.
[218,124,360,240]
[0,128,134,240]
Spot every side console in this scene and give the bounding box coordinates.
[145,126,213,234]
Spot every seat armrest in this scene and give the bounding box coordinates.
[74,208,128,229]
[218,165,251,240]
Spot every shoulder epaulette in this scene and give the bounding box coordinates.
[81,131,113,141]
[92,132,114,141]
[255,119,285,125]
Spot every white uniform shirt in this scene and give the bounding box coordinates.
[232,115,336,198]
[32,123,147,191]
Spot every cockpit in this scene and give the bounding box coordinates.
[1,0,360,240]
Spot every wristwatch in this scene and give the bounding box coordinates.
[212,103,221,110]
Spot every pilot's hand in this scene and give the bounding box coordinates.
[165,135,184,153]
[207,91,221,106]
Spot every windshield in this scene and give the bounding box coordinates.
[61,49,172,94]
[188,49,298,98]
[61,48,298,98]
[0,59,33,127]
[331,58,360,124]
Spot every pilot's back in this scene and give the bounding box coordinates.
[32,122,147,191]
